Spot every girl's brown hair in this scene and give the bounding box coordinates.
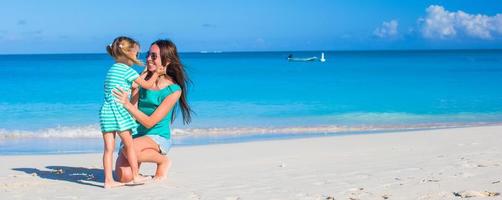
[148,39,192,124]
[106,36,143,66]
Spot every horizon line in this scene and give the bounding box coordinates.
[1,48,501,56]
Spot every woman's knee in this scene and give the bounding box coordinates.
[115,154,133,182]
[116,166,133,183]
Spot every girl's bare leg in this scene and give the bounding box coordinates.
[102,132,124,188]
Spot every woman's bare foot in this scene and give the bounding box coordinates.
[152,175,167,182]
[132,174,151,184]
[153,156,172,182]
[104,180,125,189]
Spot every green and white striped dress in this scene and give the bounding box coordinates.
[99,63,139,133]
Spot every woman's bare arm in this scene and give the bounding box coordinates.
[114,87,181,128]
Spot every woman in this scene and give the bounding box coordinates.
[113,39,192,182]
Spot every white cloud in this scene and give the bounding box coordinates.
[374,20,399,38]
[421,5,502,39]
[493,14,502,34]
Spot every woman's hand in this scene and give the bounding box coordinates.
[112,87,132,109]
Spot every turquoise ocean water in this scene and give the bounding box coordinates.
[1,50,502,154]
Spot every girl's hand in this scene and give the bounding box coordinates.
[155,63,168,75]
[112,87,131,109]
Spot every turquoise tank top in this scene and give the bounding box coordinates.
[134,84,181,139]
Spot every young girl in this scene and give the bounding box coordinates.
[99,36,160,188]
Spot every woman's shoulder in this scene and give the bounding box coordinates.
[167,83,181,92]
[157,84,180,96]
[151,84,181,103]
[141,82,181,96]
[159,77,181,92]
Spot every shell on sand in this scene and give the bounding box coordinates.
[453,191,500,198]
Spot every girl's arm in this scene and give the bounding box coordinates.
[113,87,181,129]
[135,64,166,90]
[134,72,159,90]
[130,84,140,107]
[129,72,148,107]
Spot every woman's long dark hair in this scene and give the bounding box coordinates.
[147,39,192,124]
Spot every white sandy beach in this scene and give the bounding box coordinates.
[0,126,501,200]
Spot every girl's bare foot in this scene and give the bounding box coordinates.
[104,180,125,189]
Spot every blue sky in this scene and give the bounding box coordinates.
[1,0,501,54]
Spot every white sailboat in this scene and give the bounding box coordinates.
[287,52,326,62]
